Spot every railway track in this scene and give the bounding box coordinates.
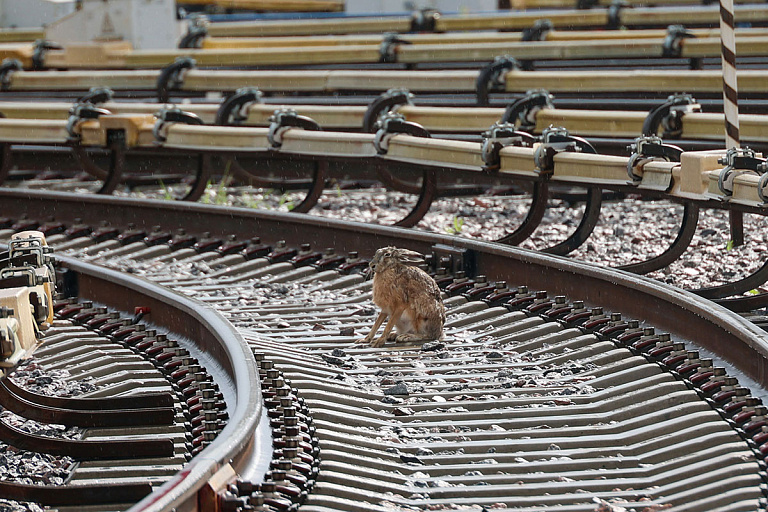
[3,2,768,509]
[0,190,767,511]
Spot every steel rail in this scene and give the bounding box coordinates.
[3,188,768,396]
[5,67,768,99]
[41,34,768,69]
[199,27,766,49]
[41,253,264,512]
[4,99,768,147]
[179,0,343,11]
[206,4,768,37]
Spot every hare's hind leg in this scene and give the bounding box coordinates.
[355,311,387,345]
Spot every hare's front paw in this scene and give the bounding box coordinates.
[354,337,371,345]
[370,337,386,348]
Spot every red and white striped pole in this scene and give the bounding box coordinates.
[719,0,740,149]
[720,0,744,245]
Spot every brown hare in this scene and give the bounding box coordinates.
[356,247,445,348]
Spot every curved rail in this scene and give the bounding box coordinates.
[2,189,768,392]
[52,253,263,512]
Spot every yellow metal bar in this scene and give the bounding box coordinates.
[535,109,646,138]
[280,131,377,158]
[551,152,632,186]
[0,28,43,43]
[205,4,768,38]
[499,146,538,177]
[184,69,332,92]
[52,33,768,69]
[9,67,768,96]
[0,119,69,144]
[179,0,342,11]
[8,70,157,90]
[503,69,768,94]
[384,135,484,171]
[682,114,768,142]
[200,28,768,50]
[245,104,367,129]
[123,45,383,69]
[0,43,33,69]
[207,17,412,38]
[163,125,270,151]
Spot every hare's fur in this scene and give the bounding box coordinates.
[356,247,445,348]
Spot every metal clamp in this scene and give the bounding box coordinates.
[476,56,518,107]
[500,89,554,132]
[362,88,413,133]
[533,126,597,173]
[215,87,263,126]
[31,39,62,70]
[577,0,598,8]
[178,14,209,49]
[607,0,626,30]
[757,173,768,203]
[481,122,536,169]
[0,59,21,91]
[0,266,46,287]
[153,107,204,143]
[373,112,431,155]
[717,147,765,196]
[379,33,412,64]
[661,25,695,58]
[410,8,440,32]
[520,20,553,70]
[157,56,196,103]
[78,86,114,105]
[267,108,322,149]
[66,103,112,140]
[642,93,700,138]
[626,135,683,181]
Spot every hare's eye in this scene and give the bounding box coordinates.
[385,251,392,257]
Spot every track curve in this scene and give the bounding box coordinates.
[2,188,768,511]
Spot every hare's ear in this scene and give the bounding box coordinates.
[398,249,424,264]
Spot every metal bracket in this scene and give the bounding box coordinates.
[476,56,518,107]
[626,135,683,182]
[481,122,537,170]
[362,88,413,133]
[521,19,553,41]
[66,103,112,140]
[0,59,21,91]
[178,14,209,49]
[31,39,63,70]
[642,93,700,138]
[410,8,440,32]
[379,33,412,64]
[431,244,475,277]
[500,89,554,131]
[520,20,553,70]
[157,56,196,103]
[215,87,263,126]
[717,147,765,196]
[662,25,695,58]
[78,86,114,105]
[153,107,204,143]
[373,112,431,155]
[534,126,597,173]
[267,108,322,149]
[607,0,626,29]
